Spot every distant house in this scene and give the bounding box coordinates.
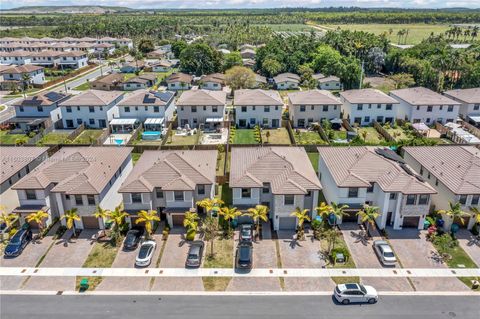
[165,72,193,91]
[120,61,145,73]
[273,73,300,90]
[288,90,342,128]
[59,89,124,129]
[443,88,480,124]
[240,48,256,59]
[340,89,400,126]
[242,58,255,68]
[234,89,283,128]
[93,43,115,56]
[253,74,267,88]
[200,73,225,91]
[118,150,217,227]
[58,51,88,69]
[147,49,167,59]
[12,91,70,127]
[0,65,45,90]
[390,87,461,125]
[122,73,157,91]
[240,44,255,51]
[218,48,231,55]
[317,75,342,90]
[176,89,227,129]
[151,60,173,72]
[0,50,32,65]
[90,73,124,91]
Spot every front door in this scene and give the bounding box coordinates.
[272,119,279,128]
[98,119,106,128]
[66,119,74,128]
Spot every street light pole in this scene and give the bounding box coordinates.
[60,63,67,93]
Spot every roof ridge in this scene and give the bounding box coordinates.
[165,152,212,182]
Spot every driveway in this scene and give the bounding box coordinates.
[227,222,281,291]
[1,224,59,290]
[151,228,204,291]
[339,223,413,291]
[387,228,469,291]
[456,229,480,266]
[277,229,335,291]
[22,229,97,291]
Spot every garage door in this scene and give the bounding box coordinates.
[402,216,420,228]
[279,217,297,230]
[82,216,100,229]
[172,214,185,227]
[454,216,470,228]
[342,211,359,223]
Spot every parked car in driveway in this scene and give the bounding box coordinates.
[135,240,156,267]
[235,242,253,269]
[123,228,144,251]
[4,227,33,257]
[239,224,253,242]
[373,240,397,266]
[185,241,204,268]
[334,283,378,305]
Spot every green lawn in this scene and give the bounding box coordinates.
[132,153,142,165]
[73,130,104,144]
[233,129,257,144]
[37,132,70,145]
[294,131,327,145]
[307,152,319,173]
[216,183,232,206]
[386,127,412,141]
[0,131,28,145]
[329,130,347,141]
[262,128,291,145]
[165,133,198,145]
[73,82,90,91]
[357,127,385,144]
[202,238,234,291]
[321,232,360,285]
[328,24,451,44]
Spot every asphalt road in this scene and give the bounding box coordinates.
[1,295,478,319]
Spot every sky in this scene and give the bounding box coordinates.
[1,0,480,10]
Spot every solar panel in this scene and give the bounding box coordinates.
[153,91,174,102]
[374,148,405,164]
[44,91,65,102]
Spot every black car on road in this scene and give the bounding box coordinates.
[235,242,253,269]
[4,227,33,257]
[185,241,204,268]
[123,228,144,251]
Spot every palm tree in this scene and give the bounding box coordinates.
[290,207,311,240]
[330,202,349,227]
[315,202,332,224]
[246,204,269,240]
[438,202,470,229]
[183,210,200,231]
[219,206,241,233]
[92,205,110,229]
[196,198,224,216]
[136,210,160,239]
[356,205,380,238]
[26,210,49,238]
[21,73,32,99]
[0,207,17,229]
[109,203,128,237]
[201,216,219,256]
[62,208,81,235]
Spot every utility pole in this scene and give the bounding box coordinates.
[359,60,364,89]
[60,63,67,93]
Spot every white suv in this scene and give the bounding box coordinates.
[334,283,378,305]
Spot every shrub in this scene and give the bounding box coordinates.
[186,229,196,241]
[330,247,350,261]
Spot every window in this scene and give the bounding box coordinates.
[284,195,294,205]
[389,193,397,200]
[377,104,381,109]
[174,191,184,201]
[25,190,37,200]
[474,104,480,111]
[323,105,328,112]
[249,118,256,125]
[311,105,314,110]
[198,185,205,195]
[459,195,468,205]
[275,106,279,111]
[252,106,256,111]
[348,188,358,198]
[19,106,24,112]
[241,106,247,112]
[297,119,305,127]
[124,106,130,112]
[262,118,268,125]
[364,116,370,123]
[156,189,164,199]
[135,106,138,111]
[87,195,95,206]
[89,106,94,113]
[447,105,454,112]
[262,183,269,194]
[416,106,420,111]
[37,106,43,112]
[386,104,392,110]
[406,195,416,205]
[75,195,83,205]
[212,106,218,113]
[471,195,479,205]
[367,184,374,193]
[145,106,148,111]
[89,119,95,125]
[66,106,72,113]
[300,105,306,112]
[420,167,423,175]
[65,194,70,200]
[357,104,363,111]
[418,194,429,205]
[192,106,197,113]
[435,178,439,186]
[131,193,142,203]
[427,106,433,112]
[77,119,83,125]
[241,188,251,198]
[154,106,159,113]
[264,106,270,112]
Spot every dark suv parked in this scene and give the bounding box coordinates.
[4,227,33,257]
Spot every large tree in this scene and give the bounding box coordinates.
[262,58,282,77]
[180,43,223,76]
[137,38,155,54]
[225,66,256,91]
[222,52,243,71]
[171,40,187,58]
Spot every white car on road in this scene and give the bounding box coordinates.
[135,240,156,267]
[334,283,378,305]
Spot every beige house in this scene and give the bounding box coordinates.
[166,72,193,91]
[234,89,283,128]
[229,147,322,231]
[90,73,124,91]
[443,88,480,124]
[403,146,480,230]
[274,73,300,90]
[176,89,227,130]
[200,73,225,91]
[118,150,217,227]
[288,90,342,128]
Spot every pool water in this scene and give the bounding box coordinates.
[142,131,161,140]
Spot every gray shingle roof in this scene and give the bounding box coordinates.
[340,89,399,104]
[443,88,480,104]
[176,89,226,106]
[390,87,460,106]
[234,89,282,106]
[288,90,341,105]
[273,73,300,84]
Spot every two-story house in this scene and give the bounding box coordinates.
[118,150,217,227]
[273,73,300,90]
[59,90,124,129]
[234,89,283,128]
[0,146,49,213]
[340,89,400,126]
[200,73,225,91]
[229,147,322,231]
[12,147,133,229]
[166,72,193,91]
[176,89,227,130]
[0,65,45,90]
[318,147,436,230]
[443,88,480,124]
[403,146,480,230]
[58,51,88,69]
[30,50,61,67]
[12,91,70,127]
[288,90,342,128]
[390,87,460,125]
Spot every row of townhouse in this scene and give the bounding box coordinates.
[0,50,89,69]
[1,145,478,232]
[0,36,133,50]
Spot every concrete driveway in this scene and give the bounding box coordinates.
[277,229,335,291]
[339,223,413,291]
[387,228,469,291]
[1,224,59,290]
[22,229,97,291]
[151,228,204,291]
[227,222,281,291]
[456,229,480,266]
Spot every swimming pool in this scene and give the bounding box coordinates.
[142,131,161,140]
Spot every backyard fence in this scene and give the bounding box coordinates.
[373,120,396,142]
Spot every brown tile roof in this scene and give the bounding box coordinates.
[31,50,62,58]
[340,89,399,104]
[59,90,124,106]
[0,65,44,74]
[176,89,226,106]
[119,150,217,193]
[0,146,49,185]
[166,72,193,84]
[12,147,132,195]
[201,73,225,84]
[229,147,321,195]
[443,88,480,104]
[403,146,480,195]
[13,92,70,108]
[288,90,341,105]
[390,87,460,106]
[318,146,436,195]
[58,51,87,57]
[91,73,124,85]
[234,89,283,106]
[117,90,175,106]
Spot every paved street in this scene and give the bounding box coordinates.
[1,294,479,319]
